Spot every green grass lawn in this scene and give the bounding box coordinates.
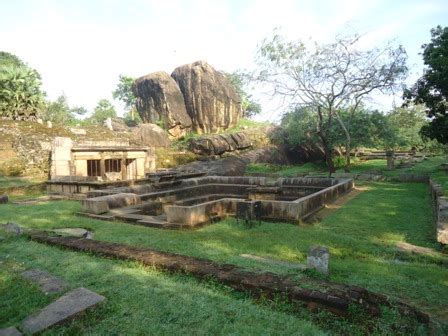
[246,162,326,176]
[0,176,42,189]
[1,242,324,335]
[1,180,447,334]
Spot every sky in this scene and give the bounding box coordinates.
[1,0,447,122]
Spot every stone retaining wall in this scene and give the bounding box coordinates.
[429,179,448,245]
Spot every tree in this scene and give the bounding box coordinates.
[70,106,88,117]
[42,95,89,125]
[0,65,45,120]
[282,106,396,163]
[403,26,448,144]
[223,71,262,118]
[112,75,138,121]
[255,31,407,173]
[387,105,427,149]
[0,51,25,68]
[89,99,116,124]
[42,94,71,123]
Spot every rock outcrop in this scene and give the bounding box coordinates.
[177,146,288,176]
[171,61,242,134]
[133,71,192,138]
[189,132,252,156]
[131,123,171,148]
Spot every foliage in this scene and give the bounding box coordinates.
[223,70,262,117]
[0,65,45,120]
[112,74,139,122]
[88,99,117,124]
[281,106,397,153]
[387,104,427,149]
[0,51,26,68]
[41,94,87,125]
[255,30,408,172]
[404,26,448,144]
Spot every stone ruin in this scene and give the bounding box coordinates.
[133,61,242,138]
[79,175,354,229]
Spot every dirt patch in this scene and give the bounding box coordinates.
[27,231,429,323]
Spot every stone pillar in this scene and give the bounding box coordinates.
[50,137,73,179]
[100,153,106,181]
[386,150,395,170]
[121,154,127,180]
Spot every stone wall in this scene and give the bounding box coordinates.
[429,179,448,245]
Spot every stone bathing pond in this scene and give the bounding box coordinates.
[79,176,354,229]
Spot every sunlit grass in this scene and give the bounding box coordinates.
[0,182,446,318]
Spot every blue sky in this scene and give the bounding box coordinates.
[1,0,447,120]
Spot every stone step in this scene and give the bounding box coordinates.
[20,287,105,335]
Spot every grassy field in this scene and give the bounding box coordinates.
[1,178,447,334]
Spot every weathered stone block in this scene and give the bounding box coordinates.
[81,199,109,215]
[0,194,8,204]
[20,287,105,335]
[21,269,68,294]
[82,193,141,214]
[307,246,329,274]
[0,222,23,235]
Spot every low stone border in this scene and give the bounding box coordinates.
[27,231,430,323]
[429,179,448,245]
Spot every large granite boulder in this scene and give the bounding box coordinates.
[171,61,242,134]
[131,123,171,148]
[133,71,192,138]
[189,132,252,156]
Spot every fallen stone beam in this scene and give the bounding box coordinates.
[20,287,105,334]
[27,231,429,323]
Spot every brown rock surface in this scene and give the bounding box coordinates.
[171,61,242,134]
[133,71,192,138]
[189,132,252,156]
[131,123,171,148]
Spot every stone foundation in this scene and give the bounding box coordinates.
[79,176,354,229]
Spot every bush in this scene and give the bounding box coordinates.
[0,158,26,176]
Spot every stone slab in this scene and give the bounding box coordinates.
[50,228,93,239]
[21,269,68,294]
[0,327,22,336]
[20,287,105,334]
[0,223,23,235]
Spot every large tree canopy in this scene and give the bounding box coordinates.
[255,31,407,172]
[404,26,448,144]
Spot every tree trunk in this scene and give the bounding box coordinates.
[335,112,352,172]
[317,107,336,176]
